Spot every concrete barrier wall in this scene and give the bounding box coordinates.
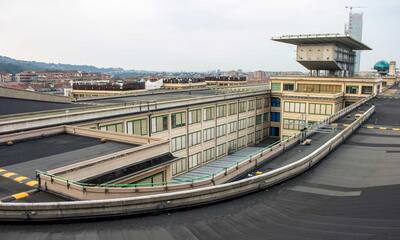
[0,104,374,221]
[0,86,71,103]
[45,139,170,181]
[64,126,161,145]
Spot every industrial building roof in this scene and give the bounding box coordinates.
[80,87,267,104]
[0,133,135,178]
[0,97,84,116]
[272,33,372,50]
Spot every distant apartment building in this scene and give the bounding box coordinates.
[15,70,111,82]
[15,71,39,82]
[163,78,207,90]
[205,76,247,86]
[248,71,269,84]
[70,80,146,98]
[0,72,12,82]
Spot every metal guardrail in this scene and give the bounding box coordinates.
[0,103,374,221]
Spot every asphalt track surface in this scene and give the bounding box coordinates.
[0,134,135,202]
[0,97,83,116]
[0,98,399,239]
[1,126,400,239]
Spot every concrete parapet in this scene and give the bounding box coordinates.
[0,86,71,103]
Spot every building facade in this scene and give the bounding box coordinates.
[78,90,271,183]
[270,76,382,138]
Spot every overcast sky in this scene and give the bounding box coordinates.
[0,0,399,72]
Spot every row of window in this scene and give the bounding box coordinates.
[273,83,375,95]
[283,101,333,115]
[171,125,268,156]
[283,102,306,113]
[104,112,269,137]
[100,98,270,134]
[345,85,373,94]
[283,119,306,130]
[309,103,333,115]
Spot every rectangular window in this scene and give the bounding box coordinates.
[361,86,373,94]
[203,127,215,142]
[255,130,263,141]
[297,84,341,93]
[271,97,281,107]
[237,136,247,149]
[216,124,226,137]
[151,115,168,133]
[134,172,165,186]
[263,113,269,122]
[238,101,247,113]
[188,131,202,147]
[271,82,281,91]
[228,139,237,154]
[227,121,237,134]
[238,118,247,130]
[171,112,186,129]
[345,85,359,94]
[256,98,263,109]
[203,147,215,163]
[203,107,215,121]
[217,105,227,118]
[248,100,255,110]
[283,83,294,91]
[283,119,306,130]
[308,103,333,115]
[189,109,201,124]
[127,119,148,136]
[264,97,270,108]
[263,128,269,137]
[188,152,202,169]
[248,133,255,145]
[228,103,237,115]
[248,116,255,127]
[171,158,187,176]
[283,102,306,113]
[216,143,226,157]
[271,112,281,122]
[100,123,124,133]
[171,135,186,152]
[256,114,263,125]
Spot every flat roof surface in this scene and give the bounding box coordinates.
[1,94,400,238]
[81,88,267,104]
[2,125,400,239]
[0,97,84,116]
[81,89,224,104]
[0,134,135,178]
[272,33,372,50]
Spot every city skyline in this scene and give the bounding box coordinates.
[0,0,399,72]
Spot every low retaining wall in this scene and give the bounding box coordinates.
[0,104,374,221]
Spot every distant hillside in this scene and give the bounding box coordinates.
[0,55,124,74]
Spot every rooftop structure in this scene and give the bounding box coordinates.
[272,33,371,77]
